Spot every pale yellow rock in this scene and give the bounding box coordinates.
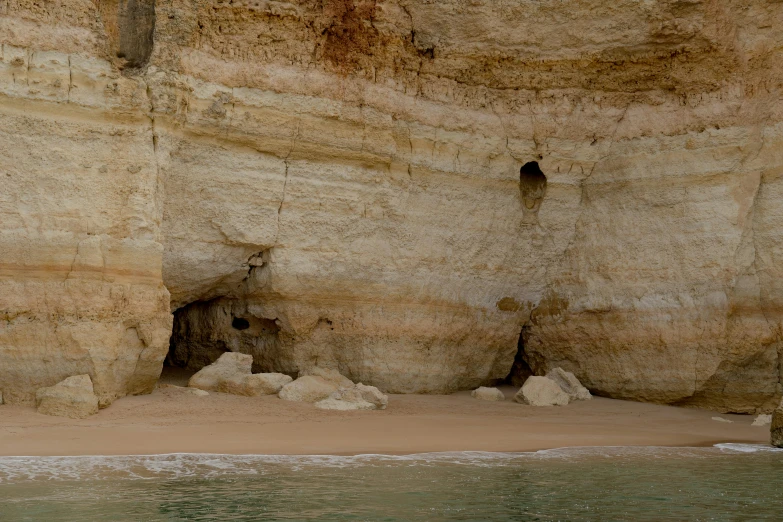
[278,376,338,403]
[514,377,570,407]
[546,368,592,402]
[471,387,506,402]
[712,417,733,424]
[35,375,99,419]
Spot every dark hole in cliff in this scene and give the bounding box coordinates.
[519,162,547,213]
[232,317,250,330]
[505,326,533,387]
[100,0,156,71]
[164,298,282,377]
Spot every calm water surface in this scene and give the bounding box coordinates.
[1,445,781,521]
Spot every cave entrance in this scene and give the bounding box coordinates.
[505,325,533,387]
[160,297,282,386]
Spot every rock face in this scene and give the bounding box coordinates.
[514,377,570,407]
[471,387,506,402]
[35,375,99,419]
[546,368,591,402]
[1,1,783,411]
[771,406,783,448]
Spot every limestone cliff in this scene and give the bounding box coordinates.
[0,0,781,412]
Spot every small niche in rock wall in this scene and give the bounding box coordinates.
[100,0,156,72]
[519,162,547,221]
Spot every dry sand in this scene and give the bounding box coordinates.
[0,371,771,456]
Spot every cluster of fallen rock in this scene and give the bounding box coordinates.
[188,353,388,411]
[471,367,592,406]
[8,355,783,449]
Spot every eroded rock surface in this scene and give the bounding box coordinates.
[1,0,783,411]
[35,375,99,419]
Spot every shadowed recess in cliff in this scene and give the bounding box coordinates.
[505,326,534,387]
[166,298,282,374]
[99,0,156,71]
[519,161,547,210]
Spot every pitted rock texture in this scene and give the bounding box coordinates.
[1,0,782,411]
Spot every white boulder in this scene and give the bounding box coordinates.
[315,387,376,411]
[36,375,99,419]
[218,373,293,396]
[188,352,253,392]
[471,387,505,401]
[279,376,338,403]
[299,367,354,388]
[546,368,591,401]
[514,376,570,406]
[355,383,388,410]
[752,414,772,427]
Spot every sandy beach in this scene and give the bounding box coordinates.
[0,372,771,457]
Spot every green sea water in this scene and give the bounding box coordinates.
[1,445,781,521]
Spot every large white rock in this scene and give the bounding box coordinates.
[752,414,771,427]
[278,376,338,403]
[546,368,592,401]
[218,373,293,396]
[35,375,99,419]
[514,377,570,407]
[471,387,505,401]
[315,388,377,411]
[355,383,388,410]
[188,352,253,392]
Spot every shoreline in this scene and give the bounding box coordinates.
[0,384,771,457]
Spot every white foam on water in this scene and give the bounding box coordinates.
[714,443,783,453]
[1,445,778,484]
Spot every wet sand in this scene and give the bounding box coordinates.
[0,380,771,456]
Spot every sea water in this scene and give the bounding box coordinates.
[1,445,782,521]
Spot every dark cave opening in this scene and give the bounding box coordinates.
[232,317,250,330]
[505,326,533,387]
[163,298,282,377]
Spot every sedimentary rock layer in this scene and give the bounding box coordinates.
[0,0,781,410]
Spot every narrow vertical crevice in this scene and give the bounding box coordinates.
[505,325,534,387]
